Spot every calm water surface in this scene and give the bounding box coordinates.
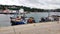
[0,12,60,27]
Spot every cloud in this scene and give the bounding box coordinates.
[0,0,60,9]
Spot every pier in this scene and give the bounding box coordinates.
[0,21,60,34]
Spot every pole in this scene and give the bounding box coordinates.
[48,10,50,17]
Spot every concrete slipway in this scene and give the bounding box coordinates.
[0,21,60,34]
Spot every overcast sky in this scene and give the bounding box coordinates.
[0,0,60,9]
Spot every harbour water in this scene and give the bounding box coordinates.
[0,12,60,27]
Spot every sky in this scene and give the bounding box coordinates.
[0,0,60,9]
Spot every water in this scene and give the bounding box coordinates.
[0,12,60,27]
[0,14,11,27]
[26,12,60,22]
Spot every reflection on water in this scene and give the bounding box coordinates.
[0,12,60,27]
[0,14,11,27]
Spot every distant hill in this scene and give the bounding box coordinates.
[0,5,60,12]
